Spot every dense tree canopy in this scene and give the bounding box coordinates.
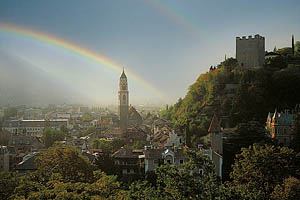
[271,177,300,200]
[3,107,17,120]
[224,144,300,199]
[129,149,222,200]
[81,113,93,122]
[3,145,127,200]
[80,125,96,137]
[91,138,125,153]
[35,145,96,183]
[41,128,66,148]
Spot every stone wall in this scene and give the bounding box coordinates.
[236,34,265,68]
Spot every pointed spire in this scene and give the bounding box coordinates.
[120,67,127,78]
[208,114,221,133]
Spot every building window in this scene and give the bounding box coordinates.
[167,160,172,164]
[180,159,184,164]
[275,127,279,135]
[199,169,203,175]
[123,95,126,101]
[284,129,287,134]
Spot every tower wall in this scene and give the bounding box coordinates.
[211,132,223,154]
[236,34,265,68]
[118,91,129,129]
[118,71,129,130]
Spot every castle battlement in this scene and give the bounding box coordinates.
[236,34,265,40]
[236,34,265,68]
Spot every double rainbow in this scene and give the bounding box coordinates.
[0,21,167,100]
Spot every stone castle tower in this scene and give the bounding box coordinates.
[118,69,129,130]
[236,34,265,68]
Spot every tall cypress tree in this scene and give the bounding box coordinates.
[292,35,295,55]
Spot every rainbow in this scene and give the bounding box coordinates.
[146,0,201,37]
[0,21,167,99]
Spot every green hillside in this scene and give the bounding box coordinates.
[161,55,300,147]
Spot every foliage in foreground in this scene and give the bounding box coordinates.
[129,149,222,200]
[1,144,300,199]
[223,144,300,200]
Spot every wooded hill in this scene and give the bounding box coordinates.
[161,54,300,147]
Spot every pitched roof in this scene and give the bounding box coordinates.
[208,114,221,133]
[112,148,142,159]
[15,152,39,171]
[128,106,142,121]
[143,148,164,159]
[270,110,293,125]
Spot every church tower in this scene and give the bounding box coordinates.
[118,68,129,130]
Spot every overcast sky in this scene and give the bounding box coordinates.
[0,0,299,106]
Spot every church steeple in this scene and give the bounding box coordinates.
[120,68,127,78]
[118,68,129,130]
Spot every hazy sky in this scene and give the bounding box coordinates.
[0,0,299,105]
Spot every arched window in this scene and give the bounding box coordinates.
[123,95,126,101]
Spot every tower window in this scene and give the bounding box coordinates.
[123,95,126,101]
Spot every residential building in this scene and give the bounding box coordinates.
[23,108,43,120]
[78,106,89,113]
[112,148,143,175]
[2,119,68,136]
[8,134,45,153]
[266,109,293,146]
[151,127,184,148]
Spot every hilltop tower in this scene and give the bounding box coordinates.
[118,68,129,130]
[236,34,265,68]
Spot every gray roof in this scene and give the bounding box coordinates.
[2,120,19,127]
[113,148,143,159]
[269,111,293,125]
[15,152,39,171]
